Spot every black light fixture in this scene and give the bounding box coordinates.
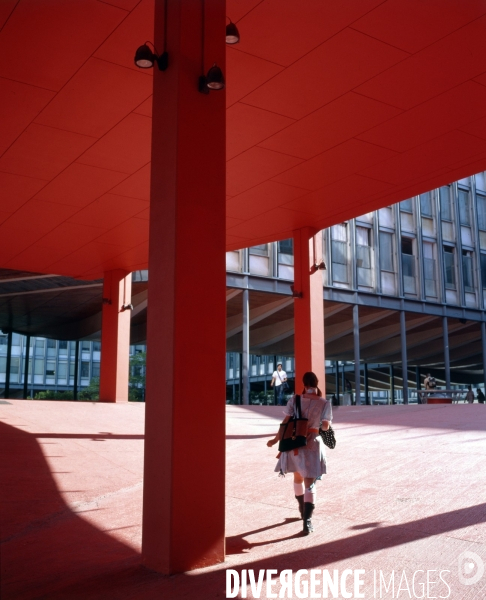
[226,18,240,44]
[206,63,225,90]
[198,0,225,94]
[311,259,327,273]
[134,42,168,71]
[198,64,225,93]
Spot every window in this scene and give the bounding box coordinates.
[278,239,293,255]
[379,232,394,272]
[59,340,68,350]
[401,238,414,275]
[400,199,413,213]
[420,192,433,217]
[401,238,415,293]
[47,339,56,348]
[462,250,474,291]
[58,363,67,379]
[356,226,372,286]
[443,246,456,289]
[249,244,268,256]
[46,361,55,376]
[277,239,294,278]
[458,189,471,225]
[480,254,486,289]
[34,359,44,375]
[477,195,486,230]
[423,242,437,297]
[439,187,452,221]
[93,341,101,351]
[92,362,100,377]
[356,226,370,247]
[35,340,45,356]
[81,362,90,378]
[81,341,90,351]
[331,223,348,283]
[0,335,7,346]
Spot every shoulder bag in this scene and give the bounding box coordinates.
[277,369,290,393]
[278,395,308,452]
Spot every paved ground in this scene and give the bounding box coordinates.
[1,400,485,599]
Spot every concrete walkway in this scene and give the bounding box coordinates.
[1,400,485,599]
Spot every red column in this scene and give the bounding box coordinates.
[99,270,131,403]
[293,228,326,391]
[142,0,226,574]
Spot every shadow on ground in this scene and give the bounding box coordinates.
[2,419,486,599]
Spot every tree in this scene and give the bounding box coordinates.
[129,351,146,401]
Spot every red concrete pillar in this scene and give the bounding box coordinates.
[142,0,226,574]
[99,270,131,403]
[293,228,326,390]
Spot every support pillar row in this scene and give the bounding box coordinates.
[142,0,226,575]
[99,269,131,403]
[242,289,250,405]
[400,310,408,404]
[443,316,451,390]
[293,227,325,390]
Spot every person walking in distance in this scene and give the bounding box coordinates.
[423,372,437,402]
[477,388,485,404]
[267,371,332,535]
[465,385,475,403]
[270,362,288,406]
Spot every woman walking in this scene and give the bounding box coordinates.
[267,371,332,535]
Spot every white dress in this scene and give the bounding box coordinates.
[275,393,332,478]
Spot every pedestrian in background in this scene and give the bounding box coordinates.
[270,362,288,406]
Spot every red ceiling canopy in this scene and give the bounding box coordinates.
[2,0,486,278]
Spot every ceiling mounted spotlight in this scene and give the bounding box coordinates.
[206,64,225,89]
[134,42,168,71]
[198,63,225,94]
[226,18,240,44]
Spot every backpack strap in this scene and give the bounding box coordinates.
[295,395,301,418]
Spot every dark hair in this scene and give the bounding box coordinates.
[302,371,322,397]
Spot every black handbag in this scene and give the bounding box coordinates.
[278,395,308,453]
[319,424,336,449]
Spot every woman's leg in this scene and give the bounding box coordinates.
[293,473,305,518]
[303,477,316,534]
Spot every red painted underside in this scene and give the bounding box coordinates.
[2,0,486,278]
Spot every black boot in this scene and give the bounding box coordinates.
[295,495,304,518]
[303,502,315,534]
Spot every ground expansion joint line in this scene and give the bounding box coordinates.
[69,481,144,511]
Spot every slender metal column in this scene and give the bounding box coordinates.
[364,362,369,405]
[5,331,12,398]
[353,304,360,405]
[73,341,80,400]
[242,289,250,405]
[390,364,395,404]
[482,322,486,390]
[239,353,243,405]
[415,366,421,403]
[335,361,340,401]
[400,310,408,404]
[443,316,451,390]
[23,334,30,399]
